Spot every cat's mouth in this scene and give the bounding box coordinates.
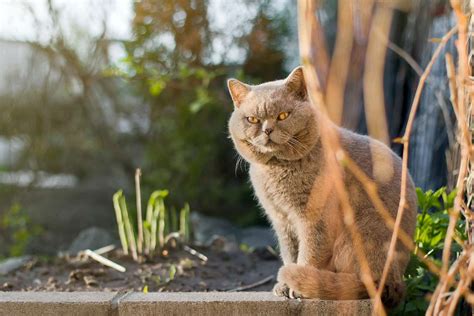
[251,138,284,154]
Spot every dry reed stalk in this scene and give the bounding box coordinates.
[446,53,459,115]
[428,1,472,314]
[377,26,458,303]
[353,0,376,43]
[381,35,424,77]
[441,248,474,314]
[299,1,468,314]
[297,0,327,108]
[135,168,143,255]
[363,5,392,146]
[432,251,467,315]
[325,0,354,125]
[298,1,385,314]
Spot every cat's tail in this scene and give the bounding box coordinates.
[278,264,404,308]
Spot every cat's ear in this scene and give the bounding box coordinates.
[227,79,250,107]
[285,66,307,100]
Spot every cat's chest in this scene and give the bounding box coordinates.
[249,160,318,213]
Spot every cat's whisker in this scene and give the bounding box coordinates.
[282,130,308,157]
[287,138,305,157]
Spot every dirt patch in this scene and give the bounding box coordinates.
[0,246,280,293]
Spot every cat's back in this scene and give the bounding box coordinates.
[338,127,403,180]
[338,127,417,229]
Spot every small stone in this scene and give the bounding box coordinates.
[67,227,115,255]
[208,235,240,253]
[0,256,31,275]
[239,227,276,249]
[191,213,240,245]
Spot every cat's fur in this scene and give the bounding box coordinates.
[227,67,417,307]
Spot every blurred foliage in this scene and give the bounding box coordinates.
[0,203,42,258]
[0,0,294,226]
[116,0,292,224]
[392,187,466,315]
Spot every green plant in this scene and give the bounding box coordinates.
[0,203,42,258]
[112,170,192,261]
[392,187,466,315]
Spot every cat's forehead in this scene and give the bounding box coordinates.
[241,80,287,111]
[251,79,285,96]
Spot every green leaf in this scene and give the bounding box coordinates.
[149,80,166,96]
[169,264,176,280]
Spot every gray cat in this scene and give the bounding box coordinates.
[227,66,417,307]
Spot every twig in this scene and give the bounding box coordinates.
[84,249,126,273]
[227,275,274,292]
[93,244,116,255]
[374,27,424,77]
[183,245,208,262]
[446,53,459,116]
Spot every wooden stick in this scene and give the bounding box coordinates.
[84,249,126,273]
[93,244,116,255]
[183,245,208,262]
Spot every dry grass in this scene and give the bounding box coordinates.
[297,0,473,314]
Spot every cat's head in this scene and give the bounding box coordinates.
[227,66,319,164]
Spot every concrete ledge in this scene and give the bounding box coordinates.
[0,292,373,316]
[0,292,115,316]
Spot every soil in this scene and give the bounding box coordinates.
[0,246,280,293]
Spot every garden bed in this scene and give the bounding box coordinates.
[0,246,279,293]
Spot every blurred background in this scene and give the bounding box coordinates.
[0,0,458,257]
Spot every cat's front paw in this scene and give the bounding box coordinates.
[273,282,290,297]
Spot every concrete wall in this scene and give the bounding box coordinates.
[0,292,373,316]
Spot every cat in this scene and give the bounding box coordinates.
[227,66,417,308]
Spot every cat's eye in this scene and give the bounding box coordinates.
[246,116,260,124]
[277,112,290,121]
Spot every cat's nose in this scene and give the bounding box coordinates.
[264,128,273,135]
